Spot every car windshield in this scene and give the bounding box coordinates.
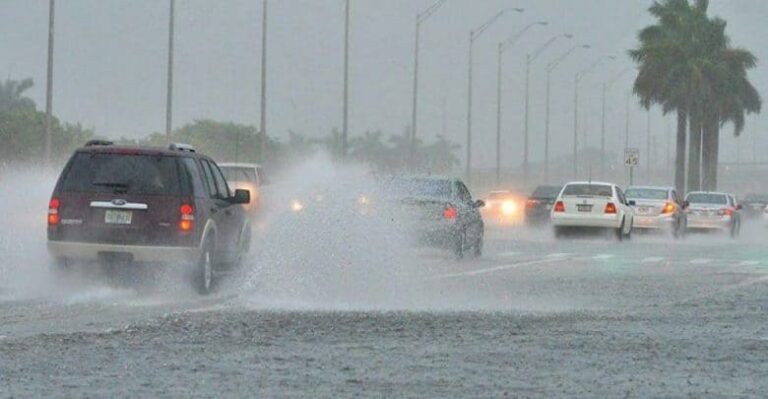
[625,188,668,200]
[531,185,562,198]
[220,166,257,183]
[390,178,452,199]
[561,184,613,197]
[686,193,728,205]
[61,153,181,195]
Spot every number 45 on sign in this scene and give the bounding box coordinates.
[624,148,639,167]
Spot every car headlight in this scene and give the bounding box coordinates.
[358,195,370,206]
[501,201,517,215]
[291,200,304,212]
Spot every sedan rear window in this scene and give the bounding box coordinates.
[531,185,562,198]
[625,188,667,200]
[61,153,181,195]
[561,184,613,197]
[686,193,727,205]
[390,178,452,199]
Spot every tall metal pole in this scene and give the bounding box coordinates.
[342,0,350,158]
[165,0,174,137]
[410,16,421,169]
[646,109,651,179]
[524,55,531,182]
[624,90,630,149]
[495,44,502,186]
[45,0,55,165]
[410,0,447,170]
[465,33,474,183]
[544,69,551,183]
[600,82,606,174]
[259,0,268,162]
[573,73,579,177]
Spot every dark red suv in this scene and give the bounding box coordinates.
[47,141,251,294]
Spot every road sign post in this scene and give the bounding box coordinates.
[624,147,639,185]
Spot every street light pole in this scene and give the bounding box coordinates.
[601,66,631,173]
[523,33,571,183]
[543,44,589,183]
[466,8,523,184]
[494,21,547,186]
[411,0,447,169]
[165,0,175,137]
[342,0,350,158]
[573,55,614,177]
[45,0,55,165]
[259,0,268,162]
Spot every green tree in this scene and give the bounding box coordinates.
[0,78,36,112]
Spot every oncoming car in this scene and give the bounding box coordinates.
[218,163,266,213]
[46,141,252,294]
[685,191,742,238]
[388,176,485,258]
[551,181,634,240]
[625,186,687,237]
[481,190,524,225]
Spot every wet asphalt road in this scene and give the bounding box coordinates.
[3,222,768,398]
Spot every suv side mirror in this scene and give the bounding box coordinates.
[230,189,250,204]
[473,199,485,208]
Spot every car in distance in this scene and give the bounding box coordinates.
[389,176,485,258]
[551,181,634,240]
[47,141,252,294]
[524,185,563,225]
[481,190,524,226]
[684,191,742,238]
[218,162,266,214]
[625,186,687,237]
[740,193,768,218]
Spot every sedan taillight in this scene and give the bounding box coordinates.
[604,202,617,214]
[554,201,565,212]
[48,197,60,226]
[443,206,458,220]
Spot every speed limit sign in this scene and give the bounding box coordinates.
[624,148,639,167]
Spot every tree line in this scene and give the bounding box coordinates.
[631,0,761,193]
[0,78,460,174]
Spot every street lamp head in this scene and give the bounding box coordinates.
[537,21,548,26]
[563,33,574,39]
[510,7,525,13]
[581,44,591,49]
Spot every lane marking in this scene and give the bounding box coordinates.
[641,257,664,263]
[593,254,614,260]
[690,258,712,265]
[425,258,566,280]
[546,253,570,259]
[497,251,519,258]
[737,260,760,267]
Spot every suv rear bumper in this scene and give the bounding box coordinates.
[47,241,202,263]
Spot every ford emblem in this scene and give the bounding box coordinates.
[112,199,127,206]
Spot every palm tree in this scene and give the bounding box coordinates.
[0,78,36,112]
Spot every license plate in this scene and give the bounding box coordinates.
[638,206,650,214]
[577,204,593,212]
[105,210,132,225]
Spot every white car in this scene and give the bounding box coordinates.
[551,181,634,240]
[625,186,687,237]
[685,191,741,238]
[218,162,267,213]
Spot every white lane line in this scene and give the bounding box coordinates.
[737,260,760,267]
[546,253,570,259]
[690,258,712,265]
[497,251,519,258]
[593,254,614,260]
[641,257,665,263]
[425,258,566,280]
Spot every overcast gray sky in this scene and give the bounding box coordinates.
[3,0,767,168]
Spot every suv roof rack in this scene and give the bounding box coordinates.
[168,143,196,153]
[84,139,114,147]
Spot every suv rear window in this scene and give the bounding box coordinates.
[561,184,613,197]
[61,152,182,195]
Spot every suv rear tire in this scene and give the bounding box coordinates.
[194,243,214,295]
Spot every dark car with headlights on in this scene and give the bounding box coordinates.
[524,185,562,225]
[387,176,484,259]
[47,141,251,294]
[740,193,768,218]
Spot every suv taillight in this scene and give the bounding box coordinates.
[179,203,195,231]
[554,201,565,212]
[48,197,60,226]
[604,202,617,214]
